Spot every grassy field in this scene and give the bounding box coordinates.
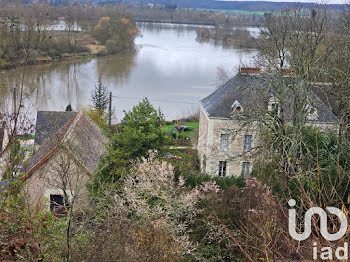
[164,122,199,143]
[164,122,199,132]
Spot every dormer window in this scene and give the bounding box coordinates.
[232,100,243,113]
[271,103,279,115]
[268,96,280,116]
[306,104,318,120]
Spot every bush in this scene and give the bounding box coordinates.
[184,173,245,190]
[0,182,66,261]
[42,38,88,58]
[190,179,311,261]
[92,15,138,55]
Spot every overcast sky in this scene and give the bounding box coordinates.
[219,0,347,4]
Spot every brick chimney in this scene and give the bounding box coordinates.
[281,67,295,76]
[240,67,261,75]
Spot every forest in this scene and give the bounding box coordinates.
[53,0,345,13]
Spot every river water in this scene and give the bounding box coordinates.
[0,22,256,122]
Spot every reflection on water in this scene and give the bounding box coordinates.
[96,52,137,85]
[0,22,255,122]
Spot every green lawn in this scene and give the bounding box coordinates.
[164,122,199,133]
[164,122,199,143]
[18,135,35,140]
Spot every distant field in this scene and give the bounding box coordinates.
[186,8,268,15]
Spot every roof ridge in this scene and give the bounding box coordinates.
[24,113,80,175]
[63,111,83,142]
[35,112,78,147]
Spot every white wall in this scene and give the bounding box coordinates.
[198,106,260,177]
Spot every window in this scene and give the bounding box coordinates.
[271,102,279,115]
[50,194,68,214]
[220,134,229,150]
[231,100,243,113]
[218,161,227,176]
[241,162,251,177]
[307,105,318,120]
[268,96,280,116]
[243,135,253,152]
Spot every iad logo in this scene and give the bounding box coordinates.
[288,199,347,241]
[288,199,348,260]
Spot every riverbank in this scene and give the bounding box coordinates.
[134,18,216,26]
[0,31,110,70]
[0,11,138,71]
[197,27,257,48]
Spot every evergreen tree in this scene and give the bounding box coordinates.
[117,98,166,159]
[65,104,72,111]
[91,76,109,112]
[91,98,168,190]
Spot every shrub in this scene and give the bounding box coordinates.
[184,173,245,190]
[92,15,138,55]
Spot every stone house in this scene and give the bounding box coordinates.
[198,69,338,177]
[23,111,107,212]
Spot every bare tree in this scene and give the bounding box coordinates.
[46,148,88,262]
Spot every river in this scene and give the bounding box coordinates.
[0,22,256,122]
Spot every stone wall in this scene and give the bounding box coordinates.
[198,103,337,177]
[23,148,91,211]
[198,106,260,177]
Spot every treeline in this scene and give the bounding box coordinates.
[133,0,345,12]
[47,0,346,12]
[0,2,138,69]
[197,26,256,48]
[127,3,263,26]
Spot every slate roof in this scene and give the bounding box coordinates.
[201,73,270,118]
[200,73,338,123]
[34,111,77,146]
[24,112,107,177]
[312,84,339,117]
